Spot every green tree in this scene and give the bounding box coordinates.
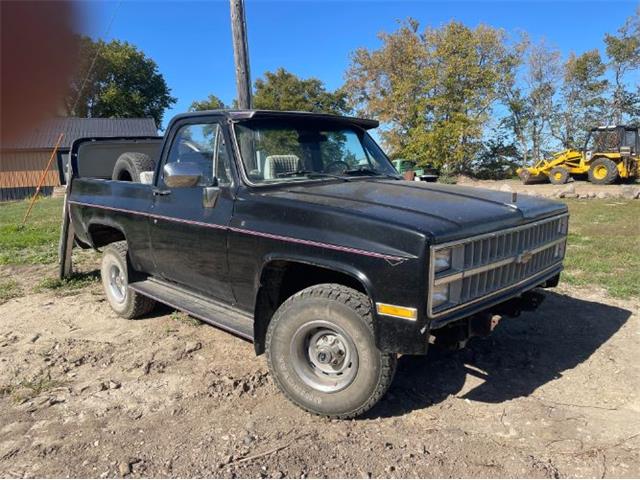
[189,94,227,112]
[504,39,560,164]
[345,19,426,157]
[65,36,176,126]
[344,19,521,173]
[604,9,640,124]
[524,40,561,162]
[253,68,348,114]
[552,50,608,149]
[472,123,520,179]
[503,84,532,165]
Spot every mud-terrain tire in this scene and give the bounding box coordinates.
[266,284,397,419]
[548,167,570,185]
[588,158,618,185]
[101,241,155,319]
[112,152,155,182]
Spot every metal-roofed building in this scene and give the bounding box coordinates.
[0,117,157,201]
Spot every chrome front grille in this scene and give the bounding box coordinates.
[459,243,560,302]
[462,216,564,269]
[428,214,568,317]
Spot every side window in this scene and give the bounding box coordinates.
[624,130,637,153]
[214,129,231,185]
[164,123,231,186]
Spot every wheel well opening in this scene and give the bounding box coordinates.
[253,261,367,355]
[88,224,126,249]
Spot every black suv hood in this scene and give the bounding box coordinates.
[266,179,567,243]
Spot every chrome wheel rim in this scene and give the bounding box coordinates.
[290,320,358,393]
[108,264,126,303]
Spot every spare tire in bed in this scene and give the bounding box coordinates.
[112,152,156,182]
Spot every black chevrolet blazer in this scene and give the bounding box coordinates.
[66,110,569,418]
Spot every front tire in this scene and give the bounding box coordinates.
[266,284,397,419]
[101,241,155,319]
[548,166,570,185]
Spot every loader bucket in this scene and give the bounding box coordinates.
[518,169,547,185]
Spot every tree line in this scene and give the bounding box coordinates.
[68,9,638,177]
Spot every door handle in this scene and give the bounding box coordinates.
[152,188,171,196]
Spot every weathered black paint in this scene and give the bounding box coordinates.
[68,110,568,355]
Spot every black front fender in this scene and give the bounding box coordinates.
[255,253,429,355]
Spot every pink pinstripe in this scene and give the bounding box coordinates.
[68,200,407,262]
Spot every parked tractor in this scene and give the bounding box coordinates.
[517,125,639,185]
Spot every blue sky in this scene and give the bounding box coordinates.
[78,1,638,129]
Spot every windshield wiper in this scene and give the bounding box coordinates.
[276,170,350,181]
[342,167,400,179]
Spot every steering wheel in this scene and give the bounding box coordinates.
[324,160,350,174]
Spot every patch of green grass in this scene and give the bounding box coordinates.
[33,272,99,296]
[0,197,64,265]
[164,324,179,336]
[1,195,637,300]
[170,310,202,327]
[5,375,66,404]
[0,278,23,304]
[562,199,640,299]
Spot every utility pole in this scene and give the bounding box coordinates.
[229,0,252,109]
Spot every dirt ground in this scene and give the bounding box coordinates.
[0,260,639,479]
[457,177,640,198]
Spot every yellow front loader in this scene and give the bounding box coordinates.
[517,125,639,185]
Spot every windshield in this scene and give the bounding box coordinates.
[234,120,398,184]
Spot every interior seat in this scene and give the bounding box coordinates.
[263,154,301,179]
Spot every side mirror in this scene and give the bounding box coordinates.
[163,162,202,188]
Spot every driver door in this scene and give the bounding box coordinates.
[149,120,235,302]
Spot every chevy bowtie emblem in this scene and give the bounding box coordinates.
[516,250,534,265]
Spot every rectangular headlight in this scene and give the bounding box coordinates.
[434,248,451,273]
[432,283,450,308]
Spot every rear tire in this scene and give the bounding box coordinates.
[548,167,570,185]
[588,158,618,185]
[101,241,155,319]
[112,152,155,182]
[266,284,397,419]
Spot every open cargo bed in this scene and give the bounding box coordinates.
[59,136,163,277]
